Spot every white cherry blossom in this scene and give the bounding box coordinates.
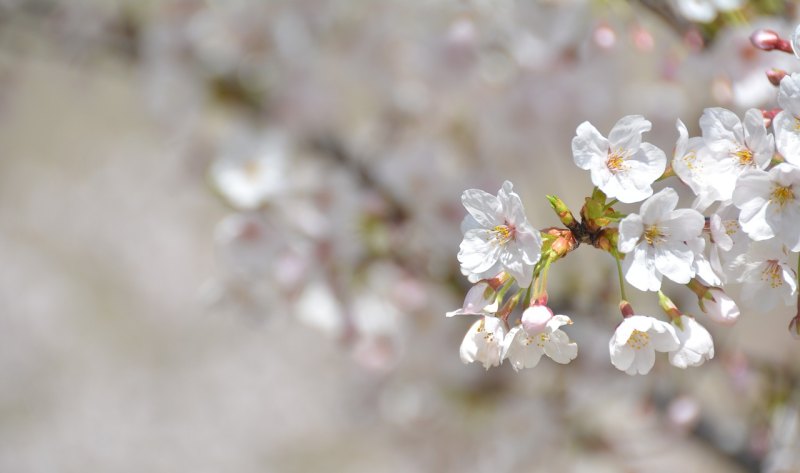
[700,288,740,326]
[502,315,577,371]
[572,115,666,203]
[669,316,715,369]
[708,203,750,284]
[609,315,680,376]
[671,0,743,23]
[774,73,800,166]
[458,181,542,287]
[738,241,798,312]
[696,107,774,204]
[209,132,288,210]
[618,188,705,292]
[672,119,717,211]
[732,163,800,251]
[460,316,506,369]
[446,281,498,317]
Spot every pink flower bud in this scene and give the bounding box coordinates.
[521,304,553,335]
[750,29,781,50]
[766,69,788,86]
[702,288,740,326]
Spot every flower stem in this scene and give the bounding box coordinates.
[614,252,628,302]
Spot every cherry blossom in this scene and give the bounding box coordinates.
[609,315,680,376]
[618,188,705,291]
[458,181,542,287]
[571,115,666,204]
[502,315,578,371]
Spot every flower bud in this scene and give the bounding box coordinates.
[789,315,800,340]
[766,69,788,86]
[750,29,781,50]
[521,304,553,334]
[701,288,740,326]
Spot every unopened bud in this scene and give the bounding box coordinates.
[701,288,740,326]
[545,194,577,229]
[790,315,800,340]
[522,304,553,334]
[750,29,781,50]
[619,300,634,318]
[766,69,788,86]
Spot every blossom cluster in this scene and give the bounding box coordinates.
[449,24,800,375]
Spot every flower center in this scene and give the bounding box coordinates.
[524,332,549,348]
[723,219,739,236]
[626,330,650,350]
[643,225,665,245]
[492,224,516,245]
[771,185,795,207]
[606,150,628,173]
[243,160,262,180]
[761,260,784,288]
[734,148,754,167]
[794,117,800,131]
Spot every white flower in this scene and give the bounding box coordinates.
[672,119,717,211]
[210,132,288,210]
[502,315,577,371]
[695,108,774,204]
[458,181,542,287]
[446,281,498,317]
[460,316,506,369]
[671,0,743,23]
[708,203,750,284]
[669,316,715,369]
[700,288,740,326]
[732,163,800,251]
[793,24,800,59]
[738,241,798,312]
[572,115,666,204]
[773,73,800,166]
[609,315,680,375]
[618,187,705,292]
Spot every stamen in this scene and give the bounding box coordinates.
[734,148,754,167]
[643,225,665,245]
[626,330,650,350]
[771,185,795,207]
[761,260,784,288]
[606,149,628,173]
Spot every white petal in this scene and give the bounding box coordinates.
[640,187,679,225]
[458,229,502,274]
[608,115,651,151]
[572,121,608,170]
[628,347,656,375]
[543,332,578,364]
[623,244,662,292]
[618,214,644,254]
[461,189,502,228]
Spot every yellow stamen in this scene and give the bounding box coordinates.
[734,148,754,167]
[772,185,795,207]
[626,330,650,350]
[607,150,627,173]
[761,260,784,288]
[643,225,665,245]
[492,225,514,245]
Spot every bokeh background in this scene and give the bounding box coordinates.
[2,0,800,471]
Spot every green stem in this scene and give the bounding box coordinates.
[614,253,627,302]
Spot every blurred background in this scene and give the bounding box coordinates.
[2,0,800,471]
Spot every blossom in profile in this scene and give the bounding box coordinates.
[609,315,680,375]
[458,181,542,287]
[446,281,498,317]
[773,73,800,167]
[460,316,506,369]
[572,115,666,203]
[669,316,715,369]
[738,241,798,313]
